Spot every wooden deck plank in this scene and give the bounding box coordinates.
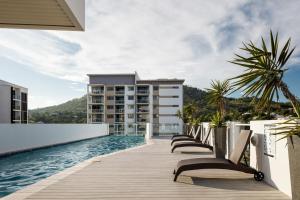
[18,138,290,200]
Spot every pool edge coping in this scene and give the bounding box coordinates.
[0,139,153,200]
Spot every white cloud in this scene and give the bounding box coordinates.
[0,0,300,91]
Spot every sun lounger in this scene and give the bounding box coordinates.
[171,127,213,153]
[173,130,264,182]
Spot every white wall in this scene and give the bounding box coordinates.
[250,120,291,198]
[0,124,109,156]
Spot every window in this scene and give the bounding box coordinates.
[128,105,134,109]
[153,86,159,91]
[107,114,114,119]
[107,96,114,100]
[128,114,134,119]
[106,86,114,91]
[128,86,134,91]
[153,114,159,118]
[128,123,134,128]
[128,95,134,100]
[107,105,114,109]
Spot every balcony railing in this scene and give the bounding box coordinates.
[91,90,104,94]
[115,100,125,104]
[137,109,149,113]
[91,109,104,113]
[137,99,149,104]
[137,118,148,122]
[115,109,124,113]
[115,90,125,95]
[12,94,21,100]
[13,105,21,110]
[136,90,149,94]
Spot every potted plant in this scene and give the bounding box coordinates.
[230,30,300,199]
[210,112,227,158]
[206,80,232,158]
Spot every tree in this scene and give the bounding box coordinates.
[176,102,201,124]
[205,80,232,119]
[230,30,300,117]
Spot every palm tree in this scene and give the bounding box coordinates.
[206,80,232,119]
[176,102,199,124]
[230,30,300,117]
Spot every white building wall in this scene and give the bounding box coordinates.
[0,85,11,123]
[149,85,153,124]
[0,124,109,156]
[250,120,292,198]
[158,84,183,124]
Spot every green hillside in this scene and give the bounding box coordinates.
[30,96,87,123]
[29,85,294,123]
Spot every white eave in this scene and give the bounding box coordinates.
[0,0,85,31]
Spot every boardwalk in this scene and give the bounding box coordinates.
[3,137,290,200]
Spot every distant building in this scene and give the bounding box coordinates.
[87,72,184,135]
[0,80,28,124]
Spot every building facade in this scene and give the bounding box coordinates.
[0,80,28,124]
[87,73,184,135]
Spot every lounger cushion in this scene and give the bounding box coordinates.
[176,158,230,170]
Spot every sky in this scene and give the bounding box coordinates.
[0,0,300,109]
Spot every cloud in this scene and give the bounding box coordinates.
[0,0,300,91]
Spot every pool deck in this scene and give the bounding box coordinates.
[2,137,290,200]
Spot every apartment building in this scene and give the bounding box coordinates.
[87,73,184,135]
[0,80,28,124]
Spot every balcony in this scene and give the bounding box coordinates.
[91,90,104,95]
[115,109,124,113]
[12,94,21,100]
[13,105,21,110]
[89,97,104,104]
[115,118,124,123]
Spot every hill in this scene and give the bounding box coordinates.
[30,96,87,123]
[29,85,294,123]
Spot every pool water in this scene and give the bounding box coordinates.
[0,135,144,197]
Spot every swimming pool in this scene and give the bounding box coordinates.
[0,135,144,197]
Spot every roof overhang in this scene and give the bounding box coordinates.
[0,0,85,31]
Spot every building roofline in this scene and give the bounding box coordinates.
[0,80,28,90]
[136,79,185,84]
[87,73,136,77]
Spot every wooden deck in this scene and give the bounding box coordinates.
[3,137,290,200]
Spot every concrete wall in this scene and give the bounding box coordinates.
[250,120,291,198]
[0,124,109,156]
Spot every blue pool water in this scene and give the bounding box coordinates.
[0,135,144,197]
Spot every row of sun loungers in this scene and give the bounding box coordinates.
[171,125,265,182]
